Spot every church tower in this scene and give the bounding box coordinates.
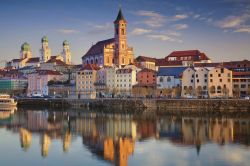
[20,42,32,59]
[114,8,128,66]
[61,40,71,64]
[40,36,51,62]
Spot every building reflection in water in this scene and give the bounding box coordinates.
[0,109,250,165]
[19,128,32,151]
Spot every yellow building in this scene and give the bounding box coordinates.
[82,8,134,67]
[208,67,233,98]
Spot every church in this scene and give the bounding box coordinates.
[82,8,134,67]
[7,36,72,69]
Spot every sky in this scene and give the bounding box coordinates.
[0,0,250,65]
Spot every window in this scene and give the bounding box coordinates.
[241,84,246,88]
[218,74,221,77]
[228,79,231,82]
[220,79,222,82]
[205,79,207,83]
[228,73,231,77]
[191,79,193,83]
[210,74,213,77]
[204,74,207,78]
[196,74,198,78]
[221,68,224,73]
[203,86,207,90]
[210,79,213,82]
[160,77,163,82]
[167,77,171,82]
[121,29,125,35]
[217,86,221,93]
[197,79,199,83]
[192,74,194,78]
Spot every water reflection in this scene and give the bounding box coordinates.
[0,109,250,166]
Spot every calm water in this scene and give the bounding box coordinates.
[0,108,250,166]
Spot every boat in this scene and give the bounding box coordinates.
[0,94,17,107]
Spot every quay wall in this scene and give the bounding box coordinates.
[17,98,250,113]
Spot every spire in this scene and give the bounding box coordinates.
[114,8,126,23]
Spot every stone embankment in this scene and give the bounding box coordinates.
[17,98,250,114]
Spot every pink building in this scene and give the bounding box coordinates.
[27,70,63,96]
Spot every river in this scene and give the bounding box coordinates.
[0,107,250,166]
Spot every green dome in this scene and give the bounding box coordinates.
[21,42,31,51]
[41,36,48,43]
[63,40,69,46]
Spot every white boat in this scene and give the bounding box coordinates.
[0,94,17,107]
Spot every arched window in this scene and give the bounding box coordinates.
[160,77,163,82]
[217,86,221,93]
[86,60,89,64]
[95,58,98,64]
[121,29,125,35]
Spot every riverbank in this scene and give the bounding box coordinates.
[16,98,250,113]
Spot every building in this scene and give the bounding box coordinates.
[61,40,71,65]
[116,68,137,96]
[27,70,63,96]
[76,64,100,99]
[155,50,211,69]
[194,60,250,97]
[157,67,186,89]
[136,68,156,86]
[208,67,233,98]
[82,8,134,67]
[181,67,196,97]
[0,78,28,94]
[194,68,209,98]
[40,36,51,63]
[135,56,156,70]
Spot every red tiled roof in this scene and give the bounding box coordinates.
[46,58,66,65]
[81,64,100,71]
[166,50,210,61]
[156,59,183,66]
[138,68,156,73]
[168,50,201,57]
[26,57,40,63]
[36,70,62,75]
[135,56,156,63]
[82,38,115,58]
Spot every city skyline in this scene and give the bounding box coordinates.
[0,0,250,65]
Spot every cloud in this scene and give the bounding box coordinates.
[215,13,250,34]
[57,29,79,34]
[173,14,188,20]
[147,34,171,41]
[193,14,200,19]
[135,10,166,27]
[217,16,244,28]
[87,22,112,34]
[234,27,250,33]
[168,31,181,37]
[147,34,183,43]
[131,28,152,35]
[174,24,189,30]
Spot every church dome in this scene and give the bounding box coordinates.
[21,42,31,51]
[63,40,69,46]
[41,36,48,43]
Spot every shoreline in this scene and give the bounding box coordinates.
[16,98,250,113]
